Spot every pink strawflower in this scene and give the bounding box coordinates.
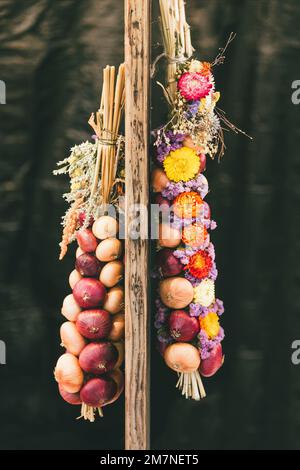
[178,72,213,101]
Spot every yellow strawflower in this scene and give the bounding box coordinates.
[163,146,200,182]
[199,312,220,339]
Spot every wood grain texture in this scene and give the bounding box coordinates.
[124,0,151,451]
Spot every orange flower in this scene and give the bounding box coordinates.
[199,312,220,339]
[182,223,208,248]
[200,62,211,77]
[173,191,204,219]
[184,250,212,279]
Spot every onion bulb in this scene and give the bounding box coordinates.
[54,353,84,393]
[80,376,117,407]
[164,343,200,373]
[96,238,122,262]
[103,286,124,314]
[79,342,118,375]
[76,247,85,258]
[159,277,194,309]
[58,384,82,405]
[75,253,102,277]
[155,194,171,212]
[99,260,124,287]
[69,269,82,289]
[78,212,94,227]
[60,321,86,356]
[151,167,170,192]
[199,343,224,377]
[92,216,118,240]
[156,248,182,277]
[168,310,199,342]
[108,313,125,341]
[76,309,112,340]
[61,294,81,321]
[76,228,98,253]
[104,369,124,406]
[73,278,107,308]
[159,224,181,248]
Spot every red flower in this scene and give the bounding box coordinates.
[184,250,212,279]
[178,72,213,101]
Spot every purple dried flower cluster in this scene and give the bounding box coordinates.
[199,327,225,360]
[189,298,224,318]
[154,130,186,163]
[162,173,209,200]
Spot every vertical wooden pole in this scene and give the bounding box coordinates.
[124,0,151,450]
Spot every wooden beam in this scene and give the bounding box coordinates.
[124,0,151,451]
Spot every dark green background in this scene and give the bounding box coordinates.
[0,0,299,450]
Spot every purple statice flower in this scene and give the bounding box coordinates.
[209,263,218,281]
[162,174,209,200]
[184,271,202,286]
[185,100,200,119]
[154,130,186,163]
[215,298,224,315]
[199,327,225,360]
[210,220,217,230]
[207,242,215,261]
[190,298,224,319]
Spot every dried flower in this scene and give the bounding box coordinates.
[163,147,200,182]
[178,72,213,101]
[193,279,215,307]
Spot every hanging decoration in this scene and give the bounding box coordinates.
[53,64,126,421]
[152,0,250,400]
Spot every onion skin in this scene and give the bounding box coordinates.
[154,194,171,212]
[199,153,206,172]
[80,376,117,407]
[151,167,170,192]
[159,224,181,248]
[78,212,94,227]
[61,294,81,321]
[104,369,124,406]
[159,277,194,309]
[69,269,82,289]
[108,313,125,341]
[76,247,85,258]
[54,353,84,393]
[168,310,199,342]
[58,384,82,405]
[92,216,119,240]
[73,278,107,308]
[76,309,112,340]
[183,135,205,155]
[199,343,224,377]
[103,286,124,314]
[164,343,201,373]
[99,260,124,288]
[76,228,98,253]
[79,342,118,375]
[75,253,102,277]
[60,322,86,356]
[156,248,182,277]
[96,238,122,262]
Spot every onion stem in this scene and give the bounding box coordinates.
[176,371,206,400]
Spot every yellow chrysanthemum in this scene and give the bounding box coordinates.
[193,279,215,307]
[199,312,220,339]
[163,147,200,182]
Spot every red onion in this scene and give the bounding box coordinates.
[75,253,102,277]
[78,212,94,227]
[199,153,206,172]
[156,248,182,277]
[199,343,224,377]
[73,278,107,308]
[76,309,112,339]
[76,228,98,252]
[168,310,200,342]
[80,376,117,407]
[58,384,82,405]
[154,194,171,213]
[79,342,118,375]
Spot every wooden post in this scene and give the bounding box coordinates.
[124,0,151,450]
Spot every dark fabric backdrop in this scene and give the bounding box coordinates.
[0,0,299,450]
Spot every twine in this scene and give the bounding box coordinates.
[150,51,192,78]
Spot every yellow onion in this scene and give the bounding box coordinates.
[61,294,82,321]
[103,286,124,314]
[69,269,82,289]
[159,277,194,309]
[108,313,125,341]
[164,342,200,373]
[96,238,122,262]
[99,260,124,288]
[60,322,86,356]
[92,216,119,240]
[159,223,181,248]
[76,247,85,258]
[54,353,84,393]
[151,167,170,192]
